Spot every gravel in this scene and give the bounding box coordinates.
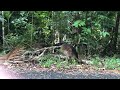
[1,65,120,79]
[18,70,120,79]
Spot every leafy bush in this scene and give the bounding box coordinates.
[4,33,22,49]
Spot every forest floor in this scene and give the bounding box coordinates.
[1,62,120,79]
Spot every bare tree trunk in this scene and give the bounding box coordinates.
[113,12,120,53]
[0,11,2,47]
[8,18,9,33]
[31,11,34,46]
[2,11,5,51]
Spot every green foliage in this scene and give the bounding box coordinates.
[4,33,22,48]
[56,61,69,69]
[0,11,119,57]
[69,11,114,55]
[38,54,78,69]
[104,57,120,70]
[100,31,110,38]
[1,11,120,71]
[72,20,85,27]
[91,56,102,67]
[91,56,120,70]
[11,16,28,29]
[39,54,57,68]
[0,51,6,56]
[4,11,13,19]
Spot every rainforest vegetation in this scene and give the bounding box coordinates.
[0,11,120,70]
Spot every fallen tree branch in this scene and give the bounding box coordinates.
[34,46,61,53]
[33,49,47,60]
[21,46,61,56]
[38,49,46,57]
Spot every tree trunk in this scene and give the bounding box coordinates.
[0,21,3,45]
[113,12,120,53]
[0,11,3,48]
[2,11,5,50]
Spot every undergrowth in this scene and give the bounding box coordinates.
[38,54,78,69]
[91,55,120,70]
[38,54,120,70]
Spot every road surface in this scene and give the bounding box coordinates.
[0,65,120,79]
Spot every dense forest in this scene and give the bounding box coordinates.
[0,11,120,70]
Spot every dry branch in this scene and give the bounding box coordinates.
[35,46,61,52]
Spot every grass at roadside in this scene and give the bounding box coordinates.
[38,54,77,69]
[38,54,120,71]
[91,55,120,70]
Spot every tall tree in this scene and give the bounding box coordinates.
[113,12,120,53]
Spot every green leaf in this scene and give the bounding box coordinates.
[80,21,85,26]
[101,31,110,37]
[86,28,91,34]
[4,11,12,19]
[43,29,51,35]
[72,20,85,28]
[72,20,81,27]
